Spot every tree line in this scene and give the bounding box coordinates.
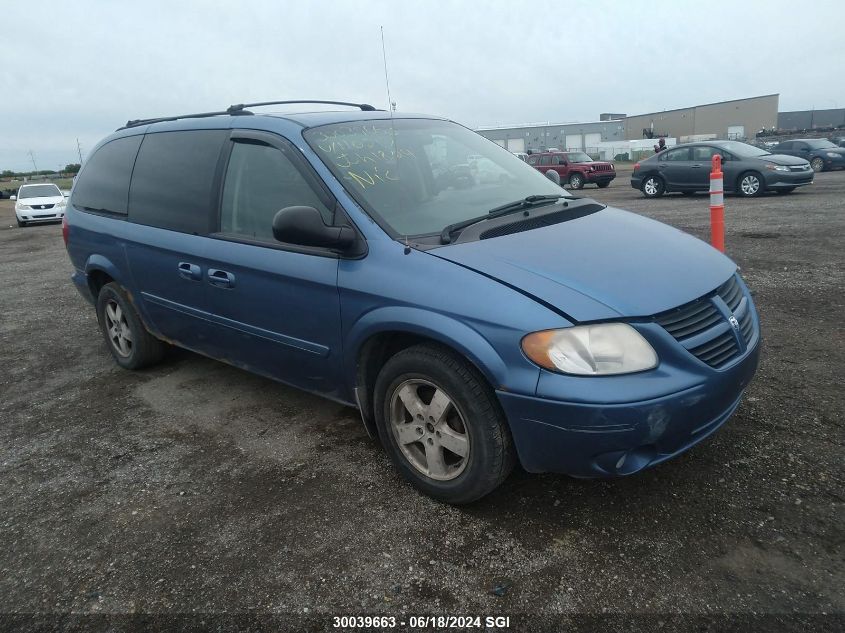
[1,164,81,179]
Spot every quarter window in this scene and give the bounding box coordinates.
[72,136,143,214]
[220,140,333,242]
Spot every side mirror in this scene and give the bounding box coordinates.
[272,206,356,251]
[10,195,16,201]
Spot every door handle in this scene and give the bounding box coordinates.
[178,262,202,281]
[691,164,702,169]
[207,268,236,289]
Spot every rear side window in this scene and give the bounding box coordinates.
[73,136,143,214]
[220,140,333,241]
[128,130,227,234]
[661,148,691,161]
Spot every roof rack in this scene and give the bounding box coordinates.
[119,100,379,130]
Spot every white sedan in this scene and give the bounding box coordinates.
[14,183,67,227]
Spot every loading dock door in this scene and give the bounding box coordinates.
[507,138,525,153]
[584,133,602,151]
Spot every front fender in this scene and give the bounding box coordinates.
[345,306,516,392]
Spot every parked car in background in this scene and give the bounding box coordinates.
[829,136,845,148]
[527,151,616,189]
[770,139,845,172]
[14,183,67,227]
[61,189,72,197]
[513,152,529,163]
[631,140,813,198]
[64,101,759,503]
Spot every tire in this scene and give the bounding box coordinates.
[597,181,610,188]
[737,172,764,197]
[775,187,796,195]
[374,343,515,504]
[96,282,166,370]
[544,169,561,186]
[16,218,26,227]
[641,175,665,198]
[568,173,585,189]
[810,157,824,173]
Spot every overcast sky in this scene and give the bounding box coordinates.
[2,0,844,171]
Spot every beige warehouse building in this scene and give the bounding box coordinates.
[623,94,779,141]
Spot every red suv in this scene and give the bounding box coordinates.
[528,151,616,189]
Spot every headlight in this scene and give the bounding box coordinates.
[56,198,66,207]
[16,203,31,210]
[765,163,789,172]
[522,324,658,375]
[826,152,840,158]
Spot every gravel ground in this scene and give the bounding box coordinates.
[0,171,842,631]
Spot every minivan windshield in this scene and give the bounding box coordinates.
[304,118,569,236]
[19,184,62,199]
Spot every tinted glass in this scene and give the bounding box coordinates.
[805,139,836,150]
[539,155,551,166]
[692,146,719,161]
[72,136,142,214]
[528,156,538,165]
[220,141,333,241]
[714,141,770,157]
[663,148,691,161]
[776,141,793,150]
[129,130,227,234]
[19,184,62,199]
[566,152,592,163]
[304,119,566,236]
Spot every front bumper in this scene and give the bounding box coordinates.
[16,207,65,222]
[763,170,814,189]
[497,328,760,477]
[586,171,616,184]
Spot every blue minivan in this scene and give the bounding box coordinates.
[64,101,760,503]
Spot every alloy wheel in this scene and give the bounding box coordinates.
[740,175,760,196]
[810,158,824,173]
[104,299,133,357]
[389,379,470,481]
[644,178,659,196]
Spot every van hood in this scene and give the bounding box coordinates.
[430,206,736,322]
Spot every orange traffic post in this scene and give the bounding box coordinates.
[709,154,725,252]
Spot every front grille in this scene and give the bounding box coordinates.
[31,204,55,210]
[33,214,56,219]
[592,164,613,172]
[788,165,810,172]
[654,274,757,368]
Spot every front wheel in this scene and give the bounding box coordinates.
[737,172,764,197]
[16,218,26,227]
[641,175,665,198]
[597,181,610,189]
[568,173,585,189]
[810,157,824,172]
[374,344,515,504]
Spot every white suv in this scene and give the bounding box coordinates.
[14,183,67,227]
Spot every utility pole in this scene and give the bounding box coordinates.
[76,138,83,164]
[28,150,38,174]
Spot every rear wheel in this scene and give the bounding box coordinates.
[96,282,166,370]
[810,157,824,173]
[568,173,585,189]
[641,175,665,198]
[374,344,515,504]
[737,172,764,197]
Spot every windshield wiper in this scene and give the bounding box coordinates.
[439,194,566,244]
